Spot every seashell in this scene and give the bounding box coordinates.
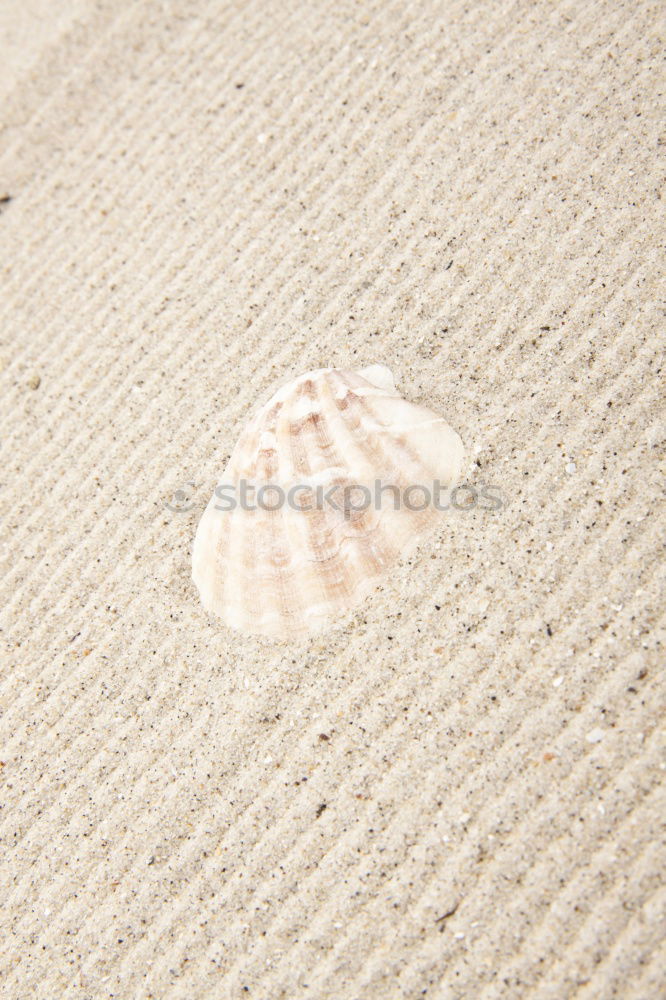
[192,364,464,638]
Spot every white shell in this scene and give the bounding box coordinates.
[192,365,464,638]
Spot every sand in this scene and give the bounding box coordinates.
[0,1,664,997]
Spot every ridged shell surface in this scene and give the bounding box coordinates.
[192,365,464,638]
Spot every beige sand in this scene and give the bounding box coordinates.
[1,1,663,997]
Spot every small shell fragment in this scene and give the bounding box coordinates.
[192,365,464,638]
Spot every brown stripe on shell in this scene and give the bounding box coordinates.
[236,390,314,633]
[331,369,442,499]
[286,379,359,609]
[311,372,405,589]
[324,371,441,542]
[286,377,340,565]
[285,375,384,610]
